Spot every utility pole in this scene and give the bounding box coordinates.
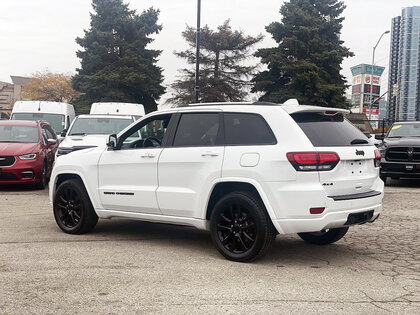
[195,0,201,103]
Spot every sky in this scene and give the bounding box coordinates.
[1,0,419,105]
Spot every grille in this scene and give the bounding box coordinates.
[0,172,19,181]
[0,156,16,167]
[386,147,420,162]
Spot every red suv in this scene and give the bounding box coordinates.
[0,120,58,189]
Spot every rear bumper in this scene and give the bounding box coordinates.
[380,161,420,178]
[273,202,381,234]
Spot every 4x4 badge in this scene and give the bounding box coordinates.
[356,150,365,156]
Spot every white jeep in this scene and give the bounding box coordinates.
[49,101,384,262]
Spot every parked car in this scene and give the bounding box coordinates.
[11,101,75,135]
[90,102,145,120]
[376,121,420,183]
[50,101,383,262]
[0,111,10,120]
[0,120,58,188]
[56,114,137,157]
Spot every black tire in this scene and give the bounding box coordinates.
[53,179,98,234]
[380,175,387,184]
[210,191,276,262]
[298,227,349,245]
[35,161,48,190]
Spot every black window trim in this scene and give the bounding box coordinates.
[167,111,224,148]
[115,113,175,150]
[222,112,277,146]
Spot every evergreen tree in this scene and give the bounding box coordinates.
[170,20,263,104]
[252,0,353,108]
[72,0,164,113]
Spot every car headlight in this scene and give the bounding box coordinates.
[19,153,37,160]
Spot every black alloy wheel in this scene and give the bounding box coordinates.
[53,179,98,234]
[216,203,257,254]
[210,192,276,262]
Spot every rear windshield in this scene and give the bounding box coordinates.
[68,117,133,136]
[291,112,369,147]
[12,113,64,134]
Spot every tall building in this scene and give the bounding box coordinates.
[387,6,420,122]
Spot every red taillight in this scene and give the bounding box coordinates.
[287,152,340,171]
[374,149,381,167]
[310,207,325,214]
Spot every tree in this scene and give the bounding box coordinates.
[22,71,81,103]
[72,0,165,113]
[170,20,263,104]
[252,0,353,108]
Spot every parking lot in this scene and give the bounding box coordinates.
[0,180,419,314]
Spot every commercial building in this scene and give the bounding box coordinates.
[350,64,385,121]
[0,76,31,118]
[387,6,420,121]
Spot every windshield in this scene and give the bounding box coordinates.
[0,125,39,143]
[12,113,65,134]
[387,123,420,138]
[68,117,133,136]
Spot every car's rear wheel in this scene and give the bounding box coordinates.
[35,161,47,190]
[53,179,98,234]
[297,227,349,245]
[210,192,276,262]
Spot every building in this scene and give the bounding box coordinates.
[350,64,385,121]
[387,6,420,122]
[0,76,31,117]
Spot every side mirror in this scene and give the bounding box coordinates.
[107,134,118,149]
[375,134,385,140]
[47,139,57,145]
[60,129,67,137]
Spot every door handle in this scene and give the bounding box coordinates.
[140,153,155,158]
[201,152,219,157]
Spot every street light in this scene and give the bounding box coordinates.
[368,30,390,119]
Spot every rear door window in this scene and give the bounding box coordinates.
[291,112,369,147]
[173,113,221,147]
[224,113,276,145]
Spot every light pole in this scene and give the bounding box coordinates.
[195,0,201,103]
[368,30,390,119]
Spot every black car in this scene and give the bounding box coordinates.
[376,122,420,183]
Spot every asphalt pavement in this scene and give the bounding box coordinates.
[0,180,419,314]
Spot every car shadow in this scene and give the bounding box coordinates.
[91,219,365,265]
[386,178,420,188]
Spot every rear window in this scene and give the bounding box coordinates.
[291,112,368,147]
[224,113,276,145]
[173,113,220,147]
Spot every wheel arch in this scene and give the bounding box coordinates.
[204,178,281,232]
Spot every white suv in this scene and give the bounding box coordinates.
[49,102,384,262]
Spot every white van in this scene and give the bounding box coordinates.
[90,102,145,120]
[11,101,75,135]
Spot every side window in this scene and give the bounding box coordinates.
[45,126,57,140]
[120,114,172,149]
[224,113,276,145]
[173,113,220,147]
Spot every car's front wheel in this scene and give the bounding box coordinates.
[297,227,349,245]
[53,179,98,234]
[210,192,276,262]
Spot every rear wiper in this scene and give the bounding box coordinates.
[351,138,369,145]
